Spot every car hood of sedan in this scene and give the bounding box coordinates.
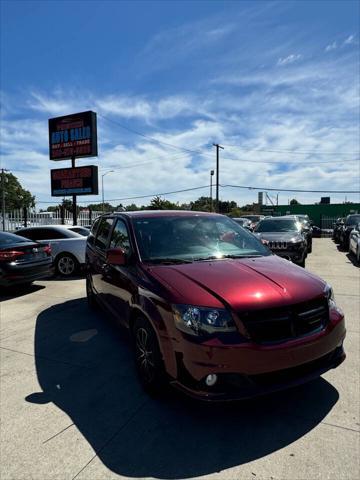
[254,232,303,242]
[147,255,325,312]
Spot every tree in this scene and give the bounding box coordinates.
[0,172,35,211]
[148,196,179,210]
[290,198,300,205]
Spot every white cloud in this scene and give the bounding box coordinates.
[343,34,356,45]
[277,54,302,66]
[325,41,337,52]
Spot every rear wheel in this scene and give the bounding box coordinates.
[132,316,166,395]
[56,253,78,277]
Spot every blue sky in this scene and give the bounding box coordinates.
[1,0,359,208]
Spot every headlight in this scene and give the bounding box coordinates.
[173,305,237,336]
[324,284,336,308]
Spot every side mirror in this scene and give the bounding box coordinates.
[106,247,126,266]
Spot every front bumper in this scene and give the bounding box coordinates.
[171,345,345,401]
[168,310,346,401]
[270,248,306,264]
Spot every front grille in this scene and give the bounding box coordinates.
[269,241,288,250]
[240,298,329,344]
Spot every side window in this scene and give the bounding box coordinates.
[43,229,68,239]
[17,229,37,241]
[110,219,131,254]
[95,218,114,251]
[88,217,101,246]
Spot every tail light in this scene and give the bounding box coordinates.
[43,244,52,255]
[0,250,25,261]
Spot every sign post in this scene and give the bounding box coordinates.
[48,111,98,225]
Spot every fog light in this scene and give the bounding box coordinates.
[205,374,218,387]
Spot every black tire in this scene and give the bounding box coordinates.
[307,241,312,254]
[297,258,306,268]
[55,253,79,277]
[86,276,98,310]
[132,316,166,395]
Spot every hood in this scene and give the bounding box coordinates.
[254,232,303,242]
[147,255,326,312]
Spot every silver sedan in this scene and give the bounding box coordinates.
[15,225,87,276]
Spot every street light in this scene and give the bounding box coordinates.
[210,170,214,212]
[101,170,114,212]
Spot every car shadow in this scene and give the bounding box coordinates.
[0,283,46,302]
[27,298,340,479]
[346,252,359,267]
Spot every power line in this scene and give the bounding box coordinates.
[222,184,360,194]
[98,113,207,157]
[223,145,360,156]
[98,113,359,165]
[35,182,360,205]
[35,185,210,204]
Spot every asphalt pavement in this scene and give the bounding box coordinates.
[0,238,359,480]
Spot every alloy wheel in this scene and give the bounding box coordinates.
[58,256,75,276]
[135,327,155,384]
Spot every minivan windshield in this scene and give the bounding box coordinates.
[255,219,300,233]
[132,215,270,263]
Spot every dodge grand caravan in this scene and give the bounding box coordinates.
[86,211,346,401]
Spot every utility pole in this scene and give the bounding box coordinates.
[210,170,214,212]
[1,168,7,231]
[213,143,224,213]
[71,156,77,226]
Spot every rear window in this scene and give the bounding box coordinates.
[0,232,31,246]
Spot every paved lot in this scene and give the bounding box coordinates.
[0,238,359,480]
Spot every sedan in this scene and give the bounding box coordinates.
[15,225,86,277]
[0,232,53,288]
[340,215,360,250]
[349,223,360,263]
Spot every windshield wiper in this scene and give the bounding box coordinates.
[147,258,193,265]
[222,254,263,258]
[192,255,221,262]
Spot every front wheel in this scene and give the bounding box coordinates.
[132,317,166,395]
[86,276,98,310]
[55,253,78,277]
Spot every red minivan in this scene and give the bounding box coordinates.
[86,211,346,400]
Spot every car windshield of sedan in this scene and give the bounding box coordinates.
[133,215,270,263]
[255,219,300,232]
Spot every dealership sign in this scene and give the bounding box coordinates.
[50,166,98,196]
[48,111,98,160]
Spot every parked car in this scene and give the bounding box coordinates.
[283,215,313,253]
[15,225,86,276]
[349,222,360,263]
[86,211,345,401]
[339,214,360,250]
[332,218,345,243]
[0,231,53,288]
[240,215,265,230]
[232,218,252,230]
[253,217,308,267]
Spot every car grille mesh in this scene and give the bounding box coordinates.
[240,298,329,344]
